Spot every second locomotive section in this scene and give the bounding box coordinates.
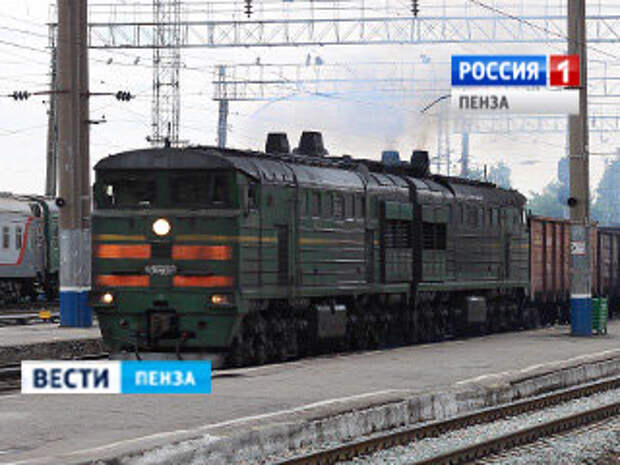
[91,138,529,365]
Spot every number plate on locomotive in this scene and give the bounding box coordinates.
[144,264,178,277]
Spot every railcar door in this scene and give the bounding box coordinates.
[365,229,374,283]
[269,186,295,289]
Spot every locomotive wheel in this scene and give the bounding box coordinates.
[417,308,431,343]
[228,336,246,368]
[432,306,447,342]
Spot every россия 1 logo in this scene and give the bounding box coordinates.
[451,54,580,114]
[452,55,579,87]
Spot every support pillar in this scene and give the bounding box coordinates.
[57,0,92,327]
[568,0,591,336]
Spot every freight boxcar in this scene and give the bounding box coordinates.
[598,227,620,318]
[529,216,599,324]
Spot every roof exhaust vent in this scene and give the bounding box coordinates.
[381,150,400,166]
[410,150,430,177]
[295,131,328,157]
[265,133,290,154]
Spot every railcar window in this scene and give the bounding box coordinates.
[356,196,364,218]
[333,193,344,219]
[15,227,22,250]
[2,227,9,249]
[467,207,478,228]
[324,193,333,218]
[345,195,354,219]
[422,222,447,250]
[385,220,412,248]
[371,198,377,217]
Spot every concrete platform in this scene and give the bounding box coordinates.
[0,322,618,465]
[0,323,104,365]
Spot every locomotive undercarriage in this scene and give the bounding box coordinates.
[226,289,537,367]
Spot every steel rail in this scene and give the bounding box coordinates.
[0,312,60,326]
[276,376,620,465]
[409,402,620,465]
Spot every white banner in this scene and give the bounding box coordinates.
[451,88,579,115]
[21,361,121,394]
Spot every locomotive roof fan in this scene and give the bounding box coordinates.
[295,131,328,157]
[265,132,290,154]
[381,150,401,166]
[410,150,430,177]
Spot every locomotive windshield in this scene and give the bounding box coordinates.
[95,169,234,209]
[170,172,231,207]
[99,172,156,208]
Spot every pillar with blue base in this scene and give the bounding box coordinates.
[60,289,92,327]
[570,294,592,336]
[59,229,92,328]
[569,223,592,337]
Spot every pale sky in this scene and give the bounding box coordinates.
[0,0,618,199]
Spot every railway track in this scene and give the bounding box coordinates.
[0,300,59,312]
[0,311,60,326]
[275,376,620,465]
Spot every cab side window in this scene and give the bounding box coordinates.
[247,182,258,209]
[323,193,333,218]
[356,196,364,218]
[312,192,321,217]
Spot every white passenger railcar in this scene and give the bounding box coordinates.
[0,193,58,302]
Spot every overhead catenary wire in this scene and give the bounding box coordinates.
[466,0,620,61]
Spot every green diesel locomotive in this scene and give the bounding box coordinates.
[91,132,530,366]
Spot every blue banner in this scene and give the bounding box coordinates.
[121,361,212,394]
[452,55,547,86]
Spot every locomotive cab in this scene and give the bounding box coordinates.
[91,148,248,359]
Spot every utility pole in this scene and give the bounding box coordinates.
[217,65,229,148]
[568,0,591,336]
[57,0,92,327]
[46,25,58,197]
[461,131,469,178]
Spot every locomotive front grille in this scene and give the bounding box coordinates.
[147,309,179,342]
[152,242,172,259]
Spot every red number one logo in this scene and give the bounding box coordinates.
[549,55,580,87]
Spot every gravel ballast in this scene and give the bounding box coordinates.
[481,417,619,465]
[333,388,620,465]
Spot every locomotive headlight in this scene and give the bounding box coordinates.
[100,292,114,305]
[152,218,171,236]
[211,294,232,305]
